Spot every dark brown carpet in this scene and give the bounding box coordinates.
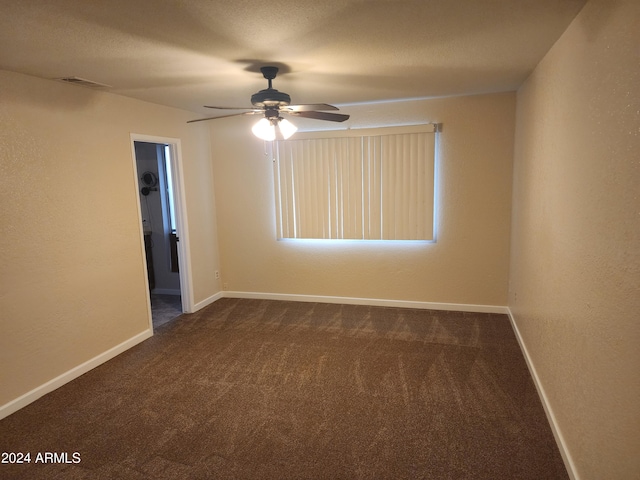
[0,298,568,479]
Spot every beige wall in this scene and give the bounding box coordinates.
[509,0,640,478]
[210,92,515,307]
[0,70,220,409]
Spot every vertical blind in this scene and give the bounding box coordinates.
[273,124,437,240]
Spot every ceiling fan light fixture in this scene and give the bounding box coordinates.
[278,118,297,139]
[252,118,276,141]
[252,117,298,141]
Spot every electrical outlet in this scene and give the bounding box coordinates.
[215,270,220,280]
[223,282,228,291]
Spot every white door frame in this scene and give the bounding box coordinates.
[130,134,194,328]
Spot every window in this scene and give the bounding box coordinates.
[159,144,179,272]
[162,144,177,233]
[272,124,438,241]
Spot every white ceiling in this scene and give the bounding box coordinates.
[0,0,586,115]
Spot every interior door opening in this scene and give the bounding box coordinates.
[134,141,183,328]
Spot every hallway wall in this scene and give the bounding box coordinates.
[135,142,180,294]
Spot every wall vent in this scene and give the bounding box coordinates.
[57,77,112,88]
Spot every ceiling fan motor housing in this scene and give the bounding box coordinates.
[251,89,291,108]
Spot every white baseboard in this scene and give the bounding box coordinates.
[192,291,224,312]
[222,290,509,314]
[0,329,153,421]
[506,308,578,480]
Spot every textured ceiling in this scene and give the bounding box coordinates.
[0,0,586,115]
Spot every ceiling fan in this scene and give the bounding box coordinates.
[188,66,349,140]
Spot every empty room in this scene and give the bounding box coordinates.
[0,1,637,479]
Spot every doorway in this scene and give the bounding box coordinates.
[131,135,191,330]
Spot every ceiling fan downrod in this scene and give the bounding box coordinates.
[251,66,291,108]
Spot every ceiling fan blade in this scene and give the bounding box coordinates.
[203,105,257,111]
[284,103,339,112]
[187,111,258,124]
[291,111,350,122]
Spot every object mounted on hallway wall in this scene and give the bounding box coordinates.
[140,171,158,196]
